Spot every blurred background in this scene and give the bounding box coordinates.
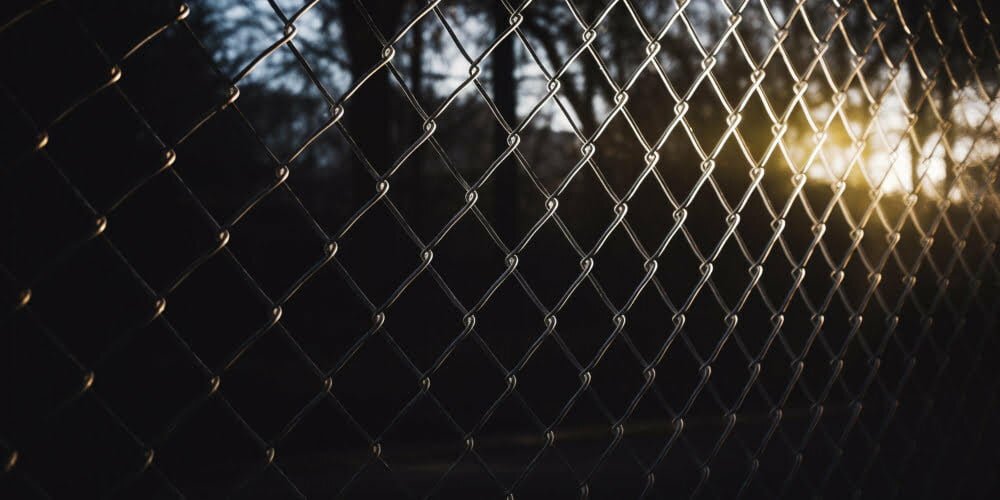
[3,0,1000,498]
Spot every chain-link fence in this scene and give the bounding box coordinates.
[2,0,1000,498]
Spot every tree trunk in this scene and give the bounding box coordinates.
[939,75,955,199]
[907,61,926,194]
[342,1,404,209]
[409,19,426,230]
[493,2,518,245]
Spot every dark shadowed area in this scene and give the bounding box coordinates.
[3,0,1000,498]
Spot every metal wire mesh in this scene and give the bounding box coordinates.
[2,0,1000,498]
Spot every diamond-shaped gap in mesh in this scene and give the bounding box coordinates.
[816,290,858,362]
[167,251,273,370]
[193,1,290,81]
[280,262,370,372]
[681,175,731,257]
[337,66,427,179]
[751,427,800,497]
[107,171,220,293]
[797,320,850,405]
[824,17,869,90]
[516,217,583,308]
[819,191,859,264]
[278,137,358,244]
[706,425,762,496]
[379,393,465,497]
[741,89,784,157]
[794,427,843,494]
[893,294,926,356]
[862,317,909,396]
[0,314,86,433]
[623,63,682,145]
[766,296,817,407]
[273,395,370,497]
[645,333,706,416]
[817,119,865,186]
[754,265,796,322]
[713,237,755,306]
[773,187,818,263]
[654,113,706,204]
[221,328,322,442]
[712,31,761,101]
[552,155,616,252]
[329,330,418,438]
[516,98,585,192]
[27,238,153,365]
[624,0,683,33]
[430,0,509,68]
[227,187,327,300]
[382,270,463,371]
[172,107,281,225]
[515,333,583,427]
[711,128,758,211]
[427,78,506,183]
[675,295,731,407]
[70,0,184,61]
[45,89,164,213]
[544,389,613,481]
[738,285,780,357]
[466,274,544,370]
[0,154,96,279]
[431,334,506,432]
[588,110,647,201]
[585,441,648,498]
[14,394,146,498]
[733,3,780,63]
[466,390,545,491]
[334,200,421,307]
[97,318,207,443]
[650,226,702,308]
[118,23,232,145]
[551,57,612,141]
[515,0,579,70]
[878,254,909,311]
[695,438,746,496]
[591,224,648,308]
[432,211,508,308]
[860,52,897,105]
[644,441,704,498]
[621,162,677,251]
[587,332,648,420]
[623,282,676,363]
[709,318,759,404]
[552,279,613,365]
[651,28,706,96]
[623,65,678,147]
[617,386,679,467]
[384,144,467,245]
[386,5,472,115]
[0,2,109,126]
[156,396,264,498]
[232,44,336,163]
[683,0,743,51]
[732,391,782,454]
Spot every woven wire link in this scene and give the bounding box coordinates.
[2,0,1000,498]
